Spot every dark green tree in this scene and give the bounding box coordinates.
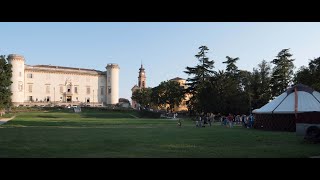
[294,66,312,86]
[237,70,252,113]
[0,55,13,110]
[250,60,272,109]
[131,88,152,109]
[203,70,229,114]
[270,49,295,97]
[184,45,215,113]
[150,85,166,110]
[294,57,320,91]
[220,56,250,114]
[223,56,240,77]
[184,46,215,91]
[150,81,185,112]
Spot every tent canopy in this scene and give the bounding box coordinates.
[253,84,320,114]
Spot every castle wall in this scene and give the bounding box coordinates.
[23,69,106,104]
[8,54,120,106]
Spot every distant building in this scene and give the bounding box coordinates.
[130,64,191,112]
[167,77,191,112]
[117,98,131,108]
[8,54,120,107]
[131,64,146,109]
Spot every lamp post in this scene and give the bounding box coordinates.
[93,89,94,107]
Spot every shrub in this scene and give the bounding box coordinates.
[138,110,161,118]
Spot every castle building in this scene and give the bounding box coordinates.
[8,54,120,106]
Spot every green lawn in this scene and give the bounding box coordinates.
[0,109,319,158]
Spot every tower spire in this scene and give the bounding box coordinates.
[138,62,146,88]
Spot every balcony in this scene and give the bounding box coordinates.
[64,92,73,96]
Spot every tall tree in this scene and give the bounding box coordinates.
[184,45,215,113]
[270,49,295,97]
[221,56,250,114]
[250,60,272,109]
[0,55,13,110]
[249,68,261,110]
[223,56,240,77]
[238,70,252,113]
[184,45,215,92]
[223,56,241,95]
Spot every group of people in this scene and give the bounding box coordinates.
[220,113,255,128]
[195,114,214,127]
[194,113,255,128]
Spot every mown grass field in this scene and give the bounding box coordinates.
[0,109,319,158]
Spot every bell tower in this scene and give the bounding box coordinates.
[138,63,146,88]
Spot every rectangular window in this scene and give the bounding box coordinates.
[108,87,111,94]
[74,87,78,94]
[28,96,33,101]
[28,84,32,92]
[27,74,33,78]
[18,81,23,91]
[60,86,63,93]
[100,86,104,95]
[67,84,72,93]
[46,85,50,93]
[87,87,90,94]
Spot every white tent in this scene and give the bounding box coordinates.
[252,84,320,132]
[253,84,320,114]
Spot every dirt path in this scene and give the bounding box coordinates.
[0,116,16,125]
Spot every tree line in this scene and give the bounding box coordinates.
[131,46,320,116]
[0,55,13,111]
[1,48,319,114]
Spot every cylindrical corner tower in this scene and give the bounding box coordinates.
[106,63,120,105]
[8,54,25,105]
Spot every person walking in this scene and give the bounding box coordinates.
[227,113,234,128]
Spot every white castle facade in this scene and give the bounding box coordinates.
[8,54,120,106]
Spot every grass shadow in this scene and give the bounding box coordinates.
[37,115,59,118]
[80,112,136,119]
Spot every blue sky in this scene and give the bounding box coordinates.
[1,22,320,101]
